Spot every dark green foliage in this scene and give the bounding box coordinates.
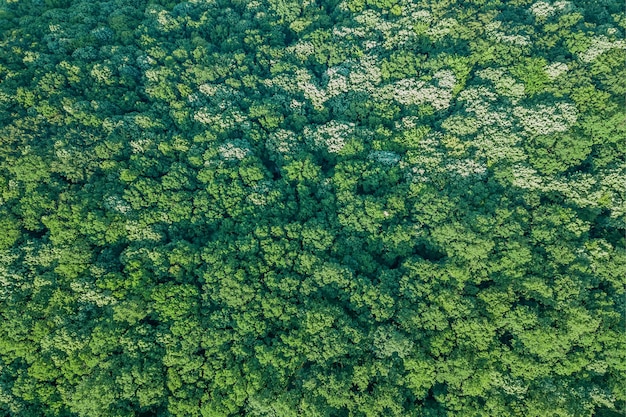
[0,0,624,416]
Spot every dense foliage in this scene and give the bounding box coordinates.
[0,0,625,415]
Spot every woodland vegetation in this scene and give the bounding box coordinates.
[0,0,625,416]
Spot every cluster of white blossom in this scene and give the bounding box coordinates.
[349,55,383,89]
[491,372,529,397]
[458,86,499,110]
[402,133,448,183]
[445,159,488,178]
[187,92,202,106]
[544,61,569,79]
[419,85,454,111]
[194,108,250,131]
[304,121,355,153]
[248,181,282,207]
[454,86,524,160]
[198,83,219,96]
[529,0,572,19]
[70,279,116,307]
[267,129,301,157]
[247,181,271,206]
[447,83,532,165]
[394,115,421,130]
[293,69,328,110]
[363,40,380,51]
[426,18,459,40]
[473,130,527,164]
[53,145,72,167]
[193,108,216,125]
[129,138,152,154]
[156,10,178,31]
[332,26,368,39]
[406,165,428,183]
[289,98,304,111]
[545,173,605,209]
[513,102,578,135]
[373,326,414,359]
[382,28,417,49]
[511,164,544,189]
[198,83,244,103]
[218,139,252,161]
[262,73,301,96]
[383,78,453,110]
[125,221,163,241]
[368,151,401,165]
[463,102,515,131]
[286,40,316,60]
[353,10,395,35]
[579,35,626,63]
[530,2,557,19]
[434,70,457,89]
[323,67,350,97]
[383,78,423,105]
[347,7,437,51]
[322,55,383,101]
[402,6,433,24]
[271,6,466,117]
[104,195,132,214]
[21,244,60,276]
[300,82,328,110]
[493,31,530,46]
[39,328,88,358]
[485,21,531,46]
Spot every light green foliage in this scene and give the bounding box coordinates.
[0,0,623,416]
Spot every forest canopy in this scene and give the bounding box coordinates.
[0,0,625,416]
